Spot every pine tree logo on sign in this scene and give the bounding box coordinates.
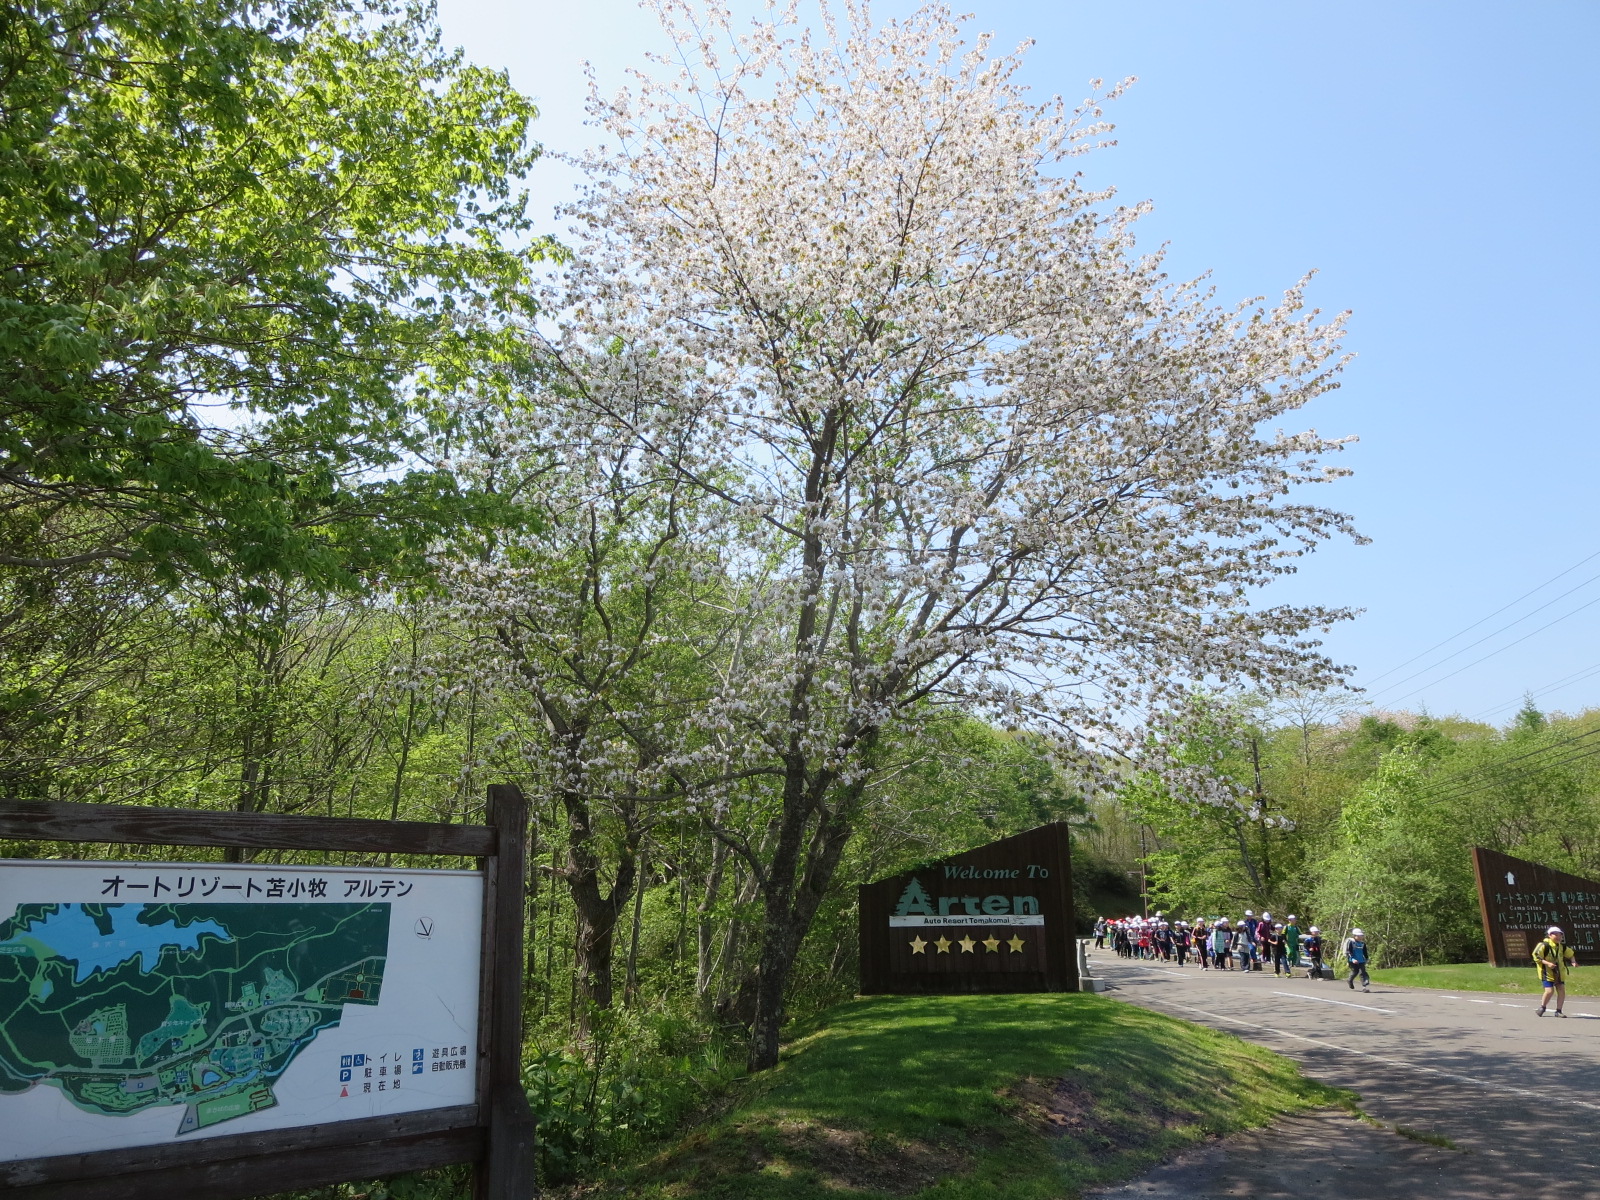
[858,822,1077,995]
[890,876,1041,925]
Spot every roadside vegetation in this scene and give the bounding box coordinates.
[277,995,1349,1200]
[1096,699,1600,969]
[563,994,1349,1200]
[1371,963,1600,997]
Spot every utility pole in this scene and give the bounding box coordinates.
[1251,735,1272,889]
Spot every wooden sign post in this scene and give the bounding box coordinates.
[0,786,535,1199]
[858,822,1077,995]
[1471,846,1600,967]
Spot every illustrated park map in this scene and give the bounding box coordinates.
[0,901,389,1135]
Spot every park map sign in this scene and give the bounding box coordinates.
[0,860,482,1163]
[858,822,1077,994]
[1471,847,1600,967]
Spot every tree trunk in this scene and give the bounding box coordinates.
[542,831,559,1018]
[745,769,861,1071]
[745,758,813,1070]
[525,823,541,1008]
[573,896,620,1012]
[561,783,640,1027]
[696,835,729,997]
[746,410,844,1071]
[713,861,758,1021]
[388,685,417,822]
[567,855,635,1016]
[624,848,648,1006]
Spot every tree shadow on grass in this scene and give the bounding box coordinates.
[577,994,1346,1199]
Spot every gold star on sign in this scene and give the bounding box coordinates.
[958,936,976,953]
[935,936,952,953]
[1007,935,1025,952]
[983,936,1001,952]
[909,936,928,955]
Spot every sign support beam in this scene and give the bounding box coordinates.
[478,784,536,1200]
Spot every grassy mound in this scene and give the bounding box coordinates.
[1371,962,1600,996]
[569,993,1348,1199]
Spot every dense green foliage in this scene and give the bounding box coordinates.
[0,0,542,584]
[1096,700,1600,967]
[0,0,547,803]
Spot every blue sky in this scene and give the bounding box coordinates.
[436,0,1600,723]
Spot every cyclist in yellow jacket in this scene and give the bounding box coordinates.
[1533,926,1577,1018]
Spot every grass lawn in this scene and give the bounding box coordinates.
[1371,962,1600,997]
[569,993,1350,1199]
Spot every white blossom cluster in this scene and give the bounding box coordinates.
[545,0,1359,791]
[422,2,1357,1038]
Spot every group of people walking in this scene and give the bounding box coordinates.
[1092,910,1369,988]
[1091,914,1581,1011]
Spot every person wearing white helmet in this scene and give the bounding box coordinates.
[1302,926,1325,978]
[1533,926,1577,1017]
[1239,911,1259,972]
[1154,920,1173,963]
[1344,928,1371,991]
[1266,923,1289,977]
[1212,918,1234,970]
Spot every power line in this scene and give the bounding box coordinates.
[1470,660,1600,722]
[1421,739,1600,808]
[1408,724,1600,805]
[1359,546,1600,689]
[1373,591,1600,710]
[1363,567,1600,703]
[1418,725,1600,796]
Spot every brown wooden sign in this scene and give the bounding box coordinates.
[0,787,535,1200]
[858,822,1076,994]
[1471,846,1600,967]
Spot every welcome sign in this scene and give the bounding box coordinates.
[858,823,1076,994]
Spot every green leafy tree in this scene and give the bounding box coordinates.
[1310,736,1478,965]
[0,0,543,585]
[1119,694,1294,916]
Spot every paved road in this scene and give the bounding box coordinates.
[1085,948,1600,1199]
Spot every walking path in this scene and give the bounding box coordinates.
[1086,948,1600,1199]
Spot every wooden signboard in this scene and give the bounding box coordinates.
[1471,846,1600,967]
[858,823,1077,995]
[0,787,535,1199]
